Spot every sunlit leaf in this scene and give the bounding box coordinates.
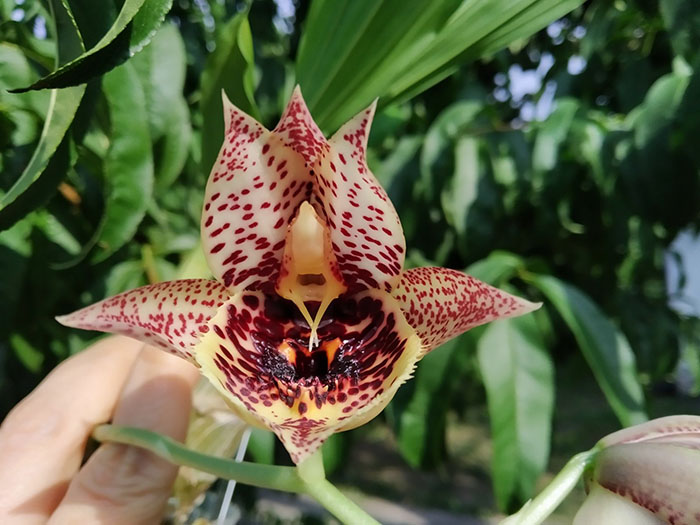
[532,98,579,172]
[466,251,524,286]
[660,0,700,63]
[10,0,173,92]
[0,0,85,215]
[91,61,153,262]
[627,61,691,148]
[297,0,586,132]
[478,313,554,511]
[421,100,482,202]
[10,333,43,373]
[441,136,479,236]
[132,22,191,187]
[530,274,647,426]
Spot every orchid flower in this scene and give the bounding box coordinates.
[573,415,700,525]
[58,87,539,464]
[502,415,700,525]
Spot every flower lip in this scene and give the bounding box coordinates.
[195,287,422,463]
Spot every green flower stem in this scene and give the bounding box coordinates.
[500,447,600,525]
[93,424,380,524]
[303,476,381,525]
[93,424,303,493]
[296,449,380,525]
[296,447,326,483]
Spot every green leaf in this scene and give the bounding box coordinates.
[321,432,349,475]
[131,22,191,187]
[247,428,276,465]
[532,98,579,172]
[10,0,173,92]
[10,333,44,373]
[660,0,700,63]
[199,12,259,176]
[104,260,148,297]
[478,314,554,512]
[440,136,479,236]
[394,334,471,468]
[0,219,31,337]
[420,100,482,201]
[0,0,85,213]
[0,43,50,121]
[0,135,75,232]
[626,63,691,148]
[132,22,188,137]
[296,0,585,132]
[91,61,153,262]
[153,100,191,188]
[466,251,524,285]
[530,274,647,427]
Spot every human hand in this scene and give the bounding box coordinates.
[0,336,199,525]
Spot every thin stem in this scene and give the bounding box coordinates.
[302,477,380,525]
[296,448,326,483]
[500,447,600,525]
[93,424,303,493]
[294,449,379,525]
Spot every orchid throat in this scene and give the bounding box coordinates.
[276,201,346,351]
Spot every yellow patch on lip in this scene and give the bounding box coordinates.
[278,340,296,365]
[276,201,346,349]
[322,337,341,365]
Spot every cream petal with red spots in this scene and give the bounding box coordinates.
[56,279,229,361]
[201,89,321,294]
[272,86,329,165]
[194,289,422,464]
[313,102,405,293]
[393,267,542,353]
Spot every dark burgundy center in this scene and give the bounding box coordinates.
[249,295,385,387]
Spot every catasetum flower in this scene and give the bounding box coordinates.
[58,87,539,464]
[574,415,700,525]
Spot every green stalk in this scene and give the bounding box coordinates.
[303,476,381,525]
[93,424,303,492]
[500,447,600,525]
[94,424,380,524]
[297,449,380,525]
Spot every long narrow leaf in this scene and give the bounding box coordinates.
[0,136,75,231]
[0,0,85,216]
[10,0,173,92]
[530,274,647,426]
[296,0,585,132]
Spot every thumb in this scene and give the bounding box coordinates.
[49,346,199,525]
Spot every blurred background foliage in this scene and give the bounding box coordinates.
[1,0,700,521]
